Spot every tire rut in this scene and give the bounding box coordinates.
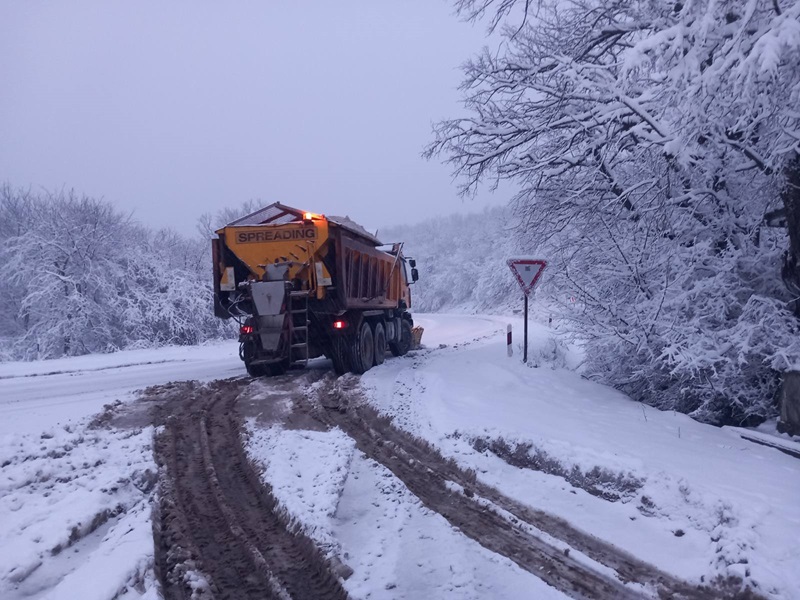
[152,378,349,600]
[307,375,752,600]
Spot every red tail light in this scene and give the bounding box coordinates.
[332,320,347,330]
[240,324,254,335]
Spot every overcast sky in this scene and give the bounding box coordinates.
[0,0,508,236]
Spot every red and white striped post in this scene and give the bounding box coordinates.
[507,324,513,357]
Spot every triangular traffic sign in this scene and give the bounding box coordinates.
[507,259,547,296]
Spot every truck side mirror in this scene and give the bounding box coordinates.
[411,268,419,282]
[408,259,416,268]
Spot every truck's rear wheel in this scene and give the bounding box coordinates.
[389,319,413,357]
[350,321,375,374]
[330,338,350,376]
[246,359,287,377]
[243,341,266,377]
[243,340,287,377]
[373,322,386,365]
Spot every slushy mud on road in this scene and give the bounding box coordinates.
[137,373,762,600]
[148,378,349,600]
[304,377,755,600]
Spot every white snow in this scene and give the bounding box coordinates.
[245,419,569,600]
[0,340,243,599]
[0,340,242,435]
[361,315,800,598]
[38,502,159,600]
[414,313,509,348]
[245,423,356,554]
[331,453,566,600]
[0,422,157,600]
[2,313,798,599]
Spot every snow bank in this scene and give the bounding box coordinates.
[361,314,800,598]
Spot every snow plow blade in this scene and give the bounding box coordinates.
[412,326,424,350]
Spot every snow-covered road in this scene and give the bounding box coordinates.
[0,314,506,436]
[1,313,798,599]
[0,342,243,435]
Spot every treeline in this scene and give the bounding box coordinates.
[0,188,529,362]
[382,206,524,314]
[0,185,233,361]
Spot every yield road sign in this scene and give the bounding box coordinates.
[507,259,547,296]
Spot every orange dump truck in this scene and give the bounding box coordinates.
[212,202,419,376]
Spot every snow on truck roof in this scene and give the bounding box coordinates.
[326,214,382,245]
[225,202,382,246]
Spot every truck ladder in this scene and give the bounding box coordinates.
[288,291,310,367]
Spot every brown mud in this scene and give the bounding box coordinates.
[303,375,762,600]
[148,377,349,600]
[126,369,761,600]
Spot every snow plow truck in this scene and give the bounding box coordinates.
[212,202,419,377]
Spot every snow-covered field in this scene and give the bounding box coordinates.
[1,314,798,599]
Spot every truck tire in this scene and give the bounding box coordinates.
[243,341,267,377]
[330,338,350,376]
[389,319,413,357]
[246,359,287,377]
[350,321,375,374]
[373,322,386,365]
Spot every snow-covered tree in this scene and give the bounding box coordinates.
[0,186,232,360]
[0,189,130,357]
[382,206,524,313]
[429,0,800,424]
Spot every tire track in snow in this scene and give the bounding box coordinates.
[308,375,753,600]
[144,369,758,600]
[151,379,350,600]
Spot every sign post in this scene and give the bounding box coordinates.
[524,294,528,363]
[507,259,547,363]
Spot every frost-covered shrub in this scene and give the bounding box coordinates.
[530,336,572,370]
[579,240,799,425]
